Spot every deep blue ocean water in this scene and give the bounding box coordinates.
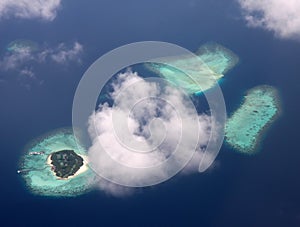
[1,0,300,226]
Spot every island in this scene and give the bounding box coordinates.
[48,149,85,179]
[18,128,94,197]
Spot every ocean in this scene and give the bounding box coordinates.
[1,0,300,226]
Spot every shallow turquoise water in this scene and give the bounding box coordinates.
[146,43,239,94]
[225,86,280,154]
[19,128,96,197]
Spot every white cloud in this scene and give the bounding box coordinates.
[238,0,300,39]
[95,178,135,197]
[48,42,83,64]
[0,0,61,21]
[20,68,35,79]
[87,71,216,196]
[0,41,83,79]
[0,48,33,71]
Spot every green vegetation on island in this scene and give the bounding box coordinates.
[50,150,84,179]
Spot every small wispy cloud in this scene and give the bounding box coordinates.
[50,42,83,64]
[238,0,300,40]
[0,0,62,21]
[0,41,83,78]
[0,49,33,71]
[20,68,35,79]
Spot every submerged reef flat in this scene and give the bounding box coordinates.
[6,39,39,53]
[196,43,239,75]
[146,43,239,94]
[225,86,281,154]
[18,128,95,197]
[148,58,223,94]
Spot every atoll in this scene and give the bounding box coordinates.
[18,128,96,197]
[225,86,281,154]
